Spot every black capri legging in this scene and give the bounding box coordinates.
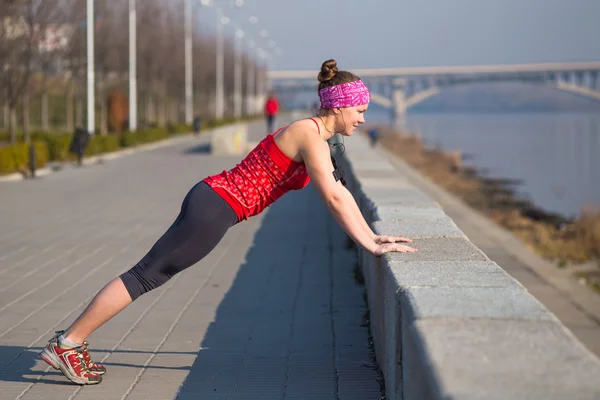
[120,181,238,301]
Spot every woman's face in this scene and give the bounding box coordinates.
[337,103,369,136]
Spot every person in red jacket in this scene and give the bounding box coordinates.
[264,93,279,134]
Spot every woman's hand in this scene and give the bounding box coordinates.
[372,242,418,256]
[374,235,413,244]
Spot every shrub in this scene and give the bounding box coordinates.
[0,141,50,175]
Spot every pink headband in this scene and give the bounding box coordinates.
[319,80,370,109]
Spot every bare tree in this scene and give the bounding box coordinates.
[0,0,258,142]
[0,0,65,142]
[137,0,166,126]
[0,0,34,142]
[62,0,86,133]
[34,1,72,132]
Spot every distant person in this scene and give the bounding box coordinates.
[311,100,320,116]
[367,128,379,147]
[264,93,279,134]
[40,59,416,385]
[193,116,202,136]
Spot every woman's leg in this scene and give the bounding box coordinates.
[63,277,132,345]
[41,182,237,384]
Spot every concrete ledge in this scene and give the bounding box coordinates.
[340,132,600,400]
[404,319,600,400]
[210,123,248,155]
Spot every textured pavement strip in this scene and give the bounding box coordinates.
[0,174,101,246]
[0,224,150,343]
[0,221,114,296]
[0,208,93,270]
[0,120,382,399]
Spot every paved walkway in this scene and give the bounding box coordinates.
[0,120,381,399]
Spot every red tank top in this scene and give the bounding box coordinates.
[203,119,320,221]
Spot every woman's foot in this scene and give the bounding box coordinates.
[81,340,106,375]
[40,332,103,385]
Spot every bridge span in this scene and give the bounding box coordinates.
[269,61,600,119]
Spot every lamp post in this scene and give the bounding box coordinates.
[256,47,266,114]
[246,39,255,115]
[234,28,244,119]
[129,0,137,131]
[254,29,270,113]
[86,0,95,134]
[184,0,193,125]
[215,10,229,119]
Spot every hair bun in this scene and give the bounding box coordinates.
[318,59,338,83]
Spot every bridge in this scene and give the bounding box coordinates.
[268,61,600,120]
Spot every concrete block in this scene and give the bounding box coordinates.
[388,261,518,288]
[370,205,449,221]
[363,187,440,209]
[210,123,248,155]
[358,177,412,189]
[403,319,600,400]
[382,238,489,263]
[351,160,396,171]
[354,169,404,180]
[401,286,555,322]
[373,219,466,239]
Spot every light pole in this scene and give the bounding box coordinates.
[129,0,137,131]
[86,0,95,134]
[246,39,255,115]
[245,15,258,115]
[215,10,229,119]
[184,0,193,125]
[254,29,269,114]
[234,28,244,119]
[214,0,243,119]
[256,47,266,114]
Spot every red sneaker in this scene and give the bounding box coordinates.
[40,341,102,385]
[81,341,106,375]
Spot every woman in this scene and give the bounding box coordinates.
[40,59,417,385]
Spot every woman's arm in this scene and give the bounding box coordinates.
[343,185,413,245]
[342,185,376,241]
[302,137,378,253]
[297,128,416,255]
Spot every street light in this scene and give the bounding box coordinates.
[246,39,256,115]
[203,0,242,119]
[245,16,259,115]
[256,47,268,114]
[216,11,230,119]
[129,0,137,131]
[234,28,244,119]
[86,0,95,134]
[184,0,193,125]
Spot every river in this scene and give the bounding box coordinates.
[366,107,600,218]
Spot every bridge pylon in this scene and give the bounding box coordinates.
[392,78,407,125]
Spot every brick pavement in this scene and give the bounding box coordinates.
[0,120,381,399]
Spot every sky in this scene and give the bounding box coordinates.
[196,0,600,72]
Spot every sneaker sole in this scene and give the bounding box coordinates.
[40,349,101,385]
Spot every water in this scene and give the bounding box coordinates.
[365,106,600,218]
